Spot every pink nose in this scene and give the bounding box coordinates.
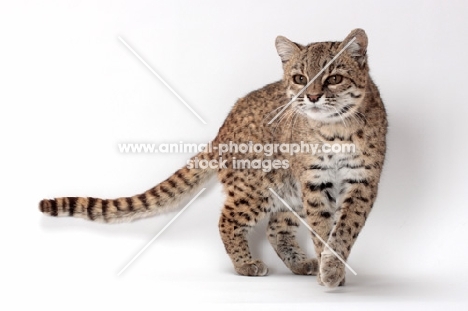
[307,94,322,103]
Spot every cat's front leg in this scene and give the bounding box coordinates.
[300,179,335,285]
[319,178,378,288]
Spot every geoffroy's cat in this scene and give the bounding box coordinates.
[40,29,387,288]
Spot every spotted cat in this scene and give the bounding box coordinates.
[40,29,387,288]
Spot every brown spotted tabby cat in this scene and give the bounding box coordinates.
[40,29,387,288]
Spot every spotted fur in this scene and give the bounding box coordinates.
[40,29,387,288]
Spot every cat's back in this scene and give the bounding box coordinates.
[232,81,286,116]
[215,81,287,143]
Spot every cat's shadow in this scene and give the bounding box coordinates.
[320,273,449,299]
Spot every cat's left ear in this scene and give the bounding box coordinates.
[341,28,368,67]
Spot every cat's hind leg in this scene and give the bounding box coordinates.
[218,188,269,276]
[267,211,318,275]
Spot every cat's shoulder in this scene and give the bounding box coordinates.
[232,81,285,111]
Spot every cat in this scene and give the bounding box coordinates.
[39,29,387,288]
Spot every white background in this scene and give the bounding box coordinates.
[1,0,467,310]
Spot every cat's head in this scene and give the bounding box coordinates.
[275,29,369,123]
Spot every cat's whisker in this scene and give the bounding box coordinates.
[346,111,359,125]
[274,108,295,133]
[332,106,348,128]
[276,110,294,134]
[263,103,290,123]
[267,108,296,134]
[272,113,285,133]
[348,111,363,126]
[286,107,299,126]
[285,107,301,139]
[355,111,368,124]
[289,108,304,139]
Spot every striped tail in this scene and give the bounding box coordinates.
[39,153,215,223]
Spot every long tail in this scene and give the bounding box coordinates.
[39,152,215,223]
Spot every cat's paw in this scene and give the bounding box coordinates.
[235,260,269,276]
[290,258,318,275]
[317,273,346,287]
[319,254,345,288]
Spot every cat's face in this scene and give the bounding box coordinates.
[276,29,369,123]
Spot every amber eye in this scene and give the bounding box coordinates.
[326,75,343,85]
[292,74,307,85]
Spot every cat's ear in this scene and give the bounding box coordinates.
[275,36,301,63]
[340,28,368,67]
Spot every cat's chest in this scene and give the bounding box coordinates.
[308,152,366,183]
[273,152,367,212]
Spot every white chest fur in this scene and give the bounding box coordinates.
[272,148,367,213]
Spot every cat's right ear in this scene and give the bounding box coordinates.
[275,36,301,63]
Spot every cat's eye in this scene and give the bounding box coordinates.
[292,74,307,85]
[326,75,343,85]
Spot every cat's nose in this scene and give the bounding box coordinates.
[306,94,322,103]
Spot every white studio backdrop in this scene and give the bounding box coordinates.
[1,0,467,310]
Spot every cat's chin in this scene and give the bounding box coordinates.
[303,110,334,123]
[303,108,352,125]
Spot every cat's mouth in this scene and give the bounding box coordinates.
[298,103,337,121]
[307,106,323,113]
[300,103,329,114]
[293,98,338,120]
